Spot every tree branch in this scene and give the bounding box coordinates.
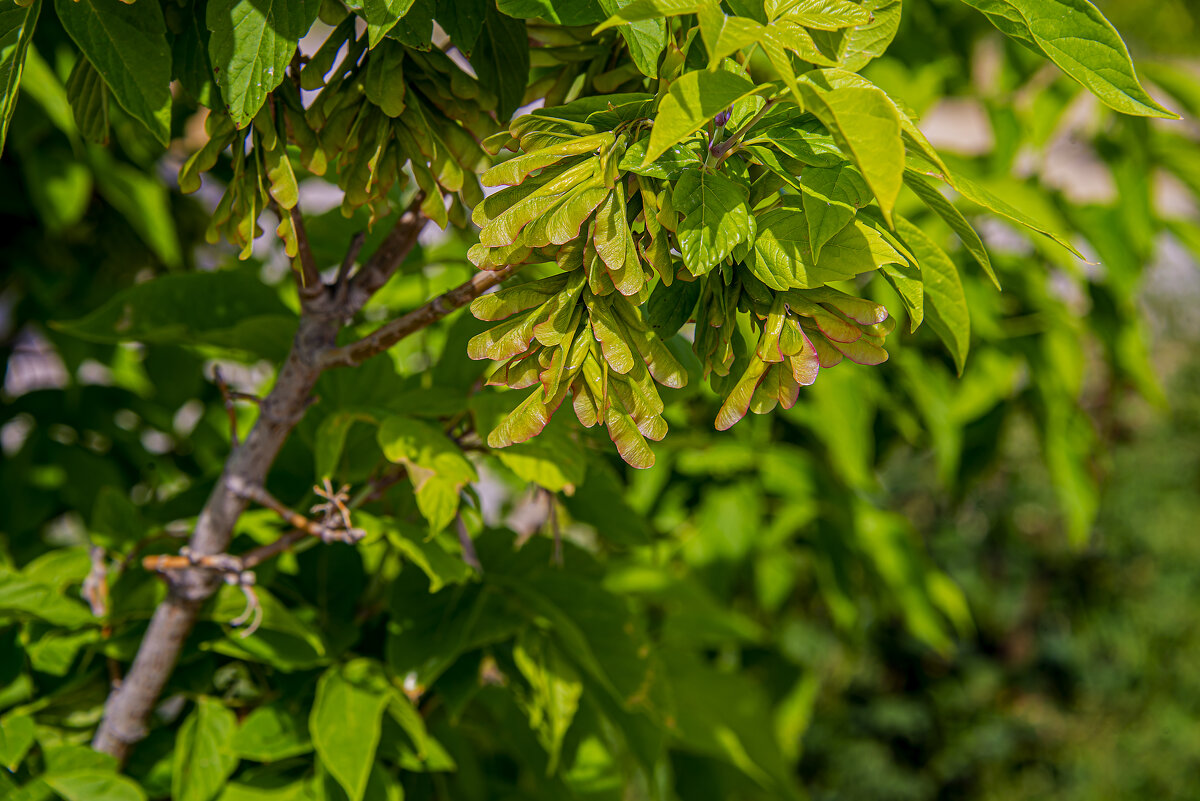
[91,204,430,763]
[342,194,426,315]
[320,264,520,369]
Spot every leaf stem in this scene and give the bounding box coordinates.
[711,98,777,166]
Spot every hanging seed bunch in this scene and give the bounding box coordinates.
[178,17,497,259]
[465,69,911,469]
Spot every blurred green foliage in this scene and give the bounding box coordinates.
[2,0,1200,799]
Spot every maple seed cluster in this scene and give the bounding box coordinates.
[467,94,900,469]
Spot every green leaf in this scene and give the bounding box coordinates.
[471,392,588,492]
[795,69,904,224]
[956,0,1177,118]
[904,169,999,290]
[799,163,869,262]
[365,514,474,592]
[598,0,666,77]
[594,0,710,31]
[672,170,755,275]
[513,631,583,773]
[837,0,901,71]
[378,416,477,533]
[895,216,970,373]
[232,705,313,763]
[66,55,109,145]
[384,0,434,48]
[498,0,605,24]
[435,0,487,53]
[0,712,35,771]
[472,3,529,120]
[173,697,239,801]
[697,5,764,67]
[0,0,40,156]
[751,204,904,290]
[207,0,320,128]
[644,69,760,165]
[771,0,869,28]
[18,141,92,231]
[27,628,98,676]
[90,147,182,268]
[172,0,218,107]
[348,0,417,46]
[315,410,378,479]
[917,163,1083,258]
[54,0,171,145]
[647,278,701,337]
[52,270,296,361]
[880,259,923,330]
[0,570,94,627]
[662,651,801,798]
[44,772,147,801]
[207,585,328,669]
[310,660,393,801]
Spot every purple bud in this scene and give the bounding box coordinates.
[714,108,731,127]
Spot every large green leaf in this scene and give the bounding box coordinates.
[751,204,904,290]
[903,169,999,290]
[53,270,296,361]
[956,0,1176,118]
[0,571,94,628]
[644,69,760,165]
[173,698,239,801]
[647,278,701,337]
[771,0,869,28]
[672,169,754,275]
[598,0,667,77]
[90,147,182,268]
[697,5,763,67]
[232,705,313,763]
[54,0,171,145]
[378,416,478,533]
[795,69,904,224]
[512,631,583,773]
[895,216,970,373]
[436,0,488,53]
[0,0,39,156]
[44,772,147,801]
[346,0,417,46]
[499,0,605,24]
[916,163,1083,258]
[471,3,529,120]
[0,713,35,771]
[799,163,869,262]
[206,0,320,128]
[594,0,710,29]
[837,0,901,71]
[310,661,392,801]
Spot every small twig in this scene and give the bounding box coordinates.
[243,528,312,568]
[545,491,563,567]
[227,477,365,544]
[335,232,367,304]
[455,513,482,573]
[82,545,109,618]
[214,367,241,447]
[311,478,354,530]
[320,264,521,369]
[288,205,325,304]
[342,194,426,313]
[355,464,409,506]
